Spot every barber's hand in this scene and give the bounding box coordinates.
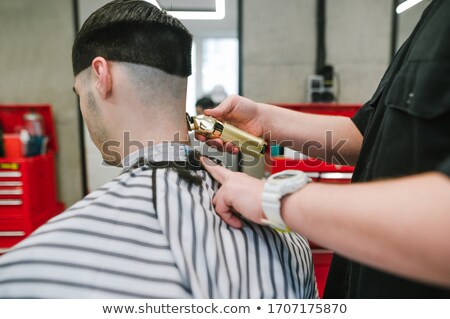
[201,156,265,228]
[196,95,265,154]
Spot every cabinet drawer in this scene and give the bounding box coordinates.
[0,231,26,254]
[0,215,26,231]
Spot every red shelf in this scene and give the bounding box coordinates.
[0,105,64,254]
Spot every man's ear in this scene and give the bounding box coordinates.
[91,57,112,99]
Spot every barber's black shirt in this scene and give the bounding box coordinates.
[324,0,450,298]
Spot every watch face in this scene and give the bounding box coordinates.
[273,173,297,180]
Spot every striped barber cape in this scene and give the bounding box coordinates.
[0,143,317,298]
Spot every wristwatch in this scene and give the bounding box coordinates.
[261,170,311,232]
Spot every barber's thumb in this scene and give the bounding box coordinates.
[203,107,221,118]
[204,99,230,118]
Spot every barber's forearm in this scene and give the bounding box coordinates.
[281,172,450,287]
[260,104,362,165]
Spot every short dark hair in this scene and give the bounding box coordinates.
[72,0,192,77]
[196,97,215,110]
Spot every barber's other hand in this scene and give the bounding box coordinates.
[196,95,265,154]
[201,156,265,228]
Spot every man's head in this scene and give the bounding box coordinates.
[72,0,192,165]
[72,0,192,78]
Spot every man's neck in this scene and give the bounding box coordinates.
[118,123,191,164]
[106,90,190,165]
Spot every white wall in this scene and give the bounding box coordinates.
[242,0,392,104]
[241,0,393,177]
[242,0,316,103]
[327,0,392,103]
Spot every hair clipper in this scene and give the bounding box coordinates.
[186,113,267,158]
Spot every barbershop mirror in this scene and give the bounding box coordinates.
[76,0,239,191]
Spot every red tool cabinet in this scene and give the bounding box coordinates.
[0,105,64,254]
[267,103,361,297]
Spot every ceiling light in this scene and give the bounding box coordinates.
[146,0,225,20]
[396,0,425,14]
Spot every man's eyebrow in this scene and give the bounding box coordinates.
[72,86,78,95]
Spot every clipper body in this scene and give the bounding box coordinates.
[186,113,266,158]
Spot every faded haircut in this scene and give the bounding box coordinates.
[72,0,192,77]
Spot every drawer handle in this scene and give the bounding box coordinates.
[0,181,23,186]
[320,172,353,180]
[0,189,23,195]
[0,199,23,205]
[0,172,22,178]
[0,231,25,237]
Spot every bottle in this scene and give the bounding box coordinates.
[23,111,44,136]
[23,111,45,156]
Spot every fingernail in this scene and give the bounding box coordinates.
[201,156,216,166]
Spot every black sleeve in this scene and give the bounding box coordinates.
[437,156,450,178]
[351,101,373,136]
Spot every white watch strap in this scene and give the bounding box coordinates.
[261,188,289,231]
[261,170,311,232]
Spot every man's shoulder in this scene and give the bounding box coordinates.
[91,167,154,198]
[52,168,156,223]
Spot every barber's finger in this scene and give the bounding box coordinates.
[212,187,223,206]
[223,142,240,154]
[200,156,231,184]
[195,133,207,142]
[208,139,239,154]
[205,138,225,151]
[193,133,223,150]
[213,193,243,228]
[221,211,243,228]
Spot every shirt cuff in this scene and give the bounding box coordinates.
[351,101,373,136]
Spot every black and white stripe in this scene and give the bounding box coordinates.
[0,144,317,298]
